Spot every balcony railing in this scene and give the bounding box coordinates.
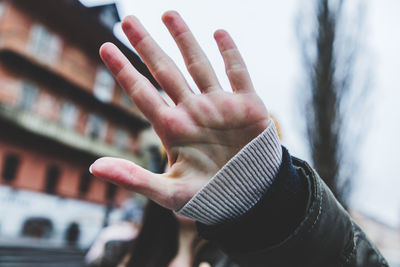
[0,104,145,166]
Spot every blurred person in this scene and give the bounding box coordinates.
[87,155,219,266]
[117,201,238,267]
[90,11,388,266]
[85,199,143,266]
[109,154,238,266]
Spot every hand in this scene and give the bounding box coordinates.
[91,11,270,211]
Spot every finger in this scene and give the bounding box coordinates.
[122,16,192,104]
[99,42,169,123]
[214,30,254,93]
[90,157,175,210]
[162,11,221,93]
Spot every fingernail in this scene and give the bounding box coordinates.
[89,164,93,174]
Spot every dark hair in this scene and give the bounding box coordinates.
[127,200,179,267]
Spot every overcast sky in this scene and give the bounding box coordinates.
[82,0,400,227]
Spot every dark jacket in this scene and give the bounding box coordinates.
[109,148,388,267]
[198,148,389,266]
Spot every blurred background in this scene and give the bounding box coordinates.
[0,0,398,266]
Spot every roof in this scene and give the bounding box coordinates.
[87,3,121,30]
[13,0,159,89]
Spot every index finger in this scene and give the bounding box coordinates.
[100,42,169,123]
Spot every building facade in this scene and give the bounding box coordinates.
[0,0,158,247]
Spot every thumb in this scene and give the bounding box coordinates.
[90,157,175,209]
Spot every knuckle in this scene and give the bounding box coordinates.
[222,47,239,57]
[162,112,179,129]
[221,98,236,116]
[186,57,208,72]
[116,66,137,91]
[227,61,246,71]
[196,97,215,117]
[162,112,187,139]
[134,34,152,50]
[153,59,175,80]
[226,66,247,76]
[153,58,170,74]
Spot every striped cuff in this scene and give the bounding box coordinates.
[176,122,282,225]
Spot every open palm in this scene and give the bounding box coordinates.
[91,11,270,211]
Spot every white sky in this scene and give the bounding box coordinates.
[82,0,400,227]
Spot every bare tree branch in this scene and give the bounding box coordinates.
[297,0,370,207]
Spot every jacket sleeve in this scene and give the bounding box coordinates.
[197,150,389,267]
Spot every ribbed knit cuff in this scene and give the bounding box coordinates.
[176,122,282,225]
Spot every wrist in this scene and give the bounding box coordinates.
[176,121,282,225]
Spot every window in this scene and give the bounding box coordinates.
[19,83,38,111]
[28,24,61,64]
[21,217,53,239]
[93,67,115,102]
[44,165,60,194]
[2,154,21,183]
[36,92,58,120]
[78,172,91,196]
[60,101,78,129]
[114,129,129,150]
[86,114,106,140]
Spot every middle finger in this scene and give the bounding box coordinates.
[122,15,193,104]
[162,11,221,94]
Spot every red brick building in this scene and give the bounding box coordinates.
[0,0,158,245]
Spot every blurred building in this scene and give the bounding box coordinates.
[0,0,158,247]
